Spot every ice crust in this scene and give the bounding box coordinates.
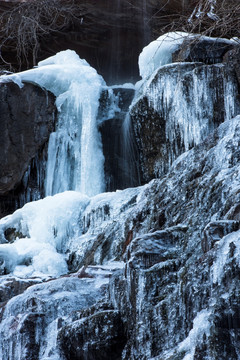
[0,192,90,278]
[134,33,239,177]
[0,276,108,360]
[138,32,190,80]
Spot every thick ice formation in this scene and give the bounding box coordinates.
[0,191,89,278]
[0,50,106,197]
[138,32,190,80]
[133,34,240,177]
[0,275,109,360]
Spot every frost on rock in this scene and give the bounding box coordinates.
[0,276,109,360]
[109,115,240,360]
[138,31,234,82]
[1,34,240,360]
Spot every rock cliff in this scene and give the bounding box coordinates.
[0,81,56,217]
[0,30,240,360]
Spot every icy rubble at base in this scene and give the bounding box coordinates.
[0,186,145,279]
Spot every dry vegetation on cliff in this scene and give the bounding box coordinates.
[0,0,83,69]
[152,0,240,40]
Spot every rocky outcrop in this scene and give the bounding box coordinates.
[1,30,240,360]
[0,81,56,217]
[130,42,240,184]
[172,37,235,64]
[108,115,240,359]
[1,112,240,359]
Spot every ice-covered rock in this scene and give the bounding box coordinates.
[108,115,240,360]
[0,274,110,360]
[130,61,240,183]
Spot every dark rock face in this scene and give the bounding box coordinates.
[59,310,126,360]
[130,61,240,184]
[172,38,235,64]
[99,87,140,191]
[0,81,56,217]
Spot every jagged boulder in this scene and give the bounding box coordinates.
[172,37,235,64]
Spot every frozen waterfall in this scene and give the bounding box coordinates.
[1,50,106,197]
[1,30,240,360]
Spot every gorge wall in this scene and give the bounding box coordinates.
[0,2,240,360]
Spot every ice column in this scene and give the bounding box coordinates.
[2,50,106,197]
